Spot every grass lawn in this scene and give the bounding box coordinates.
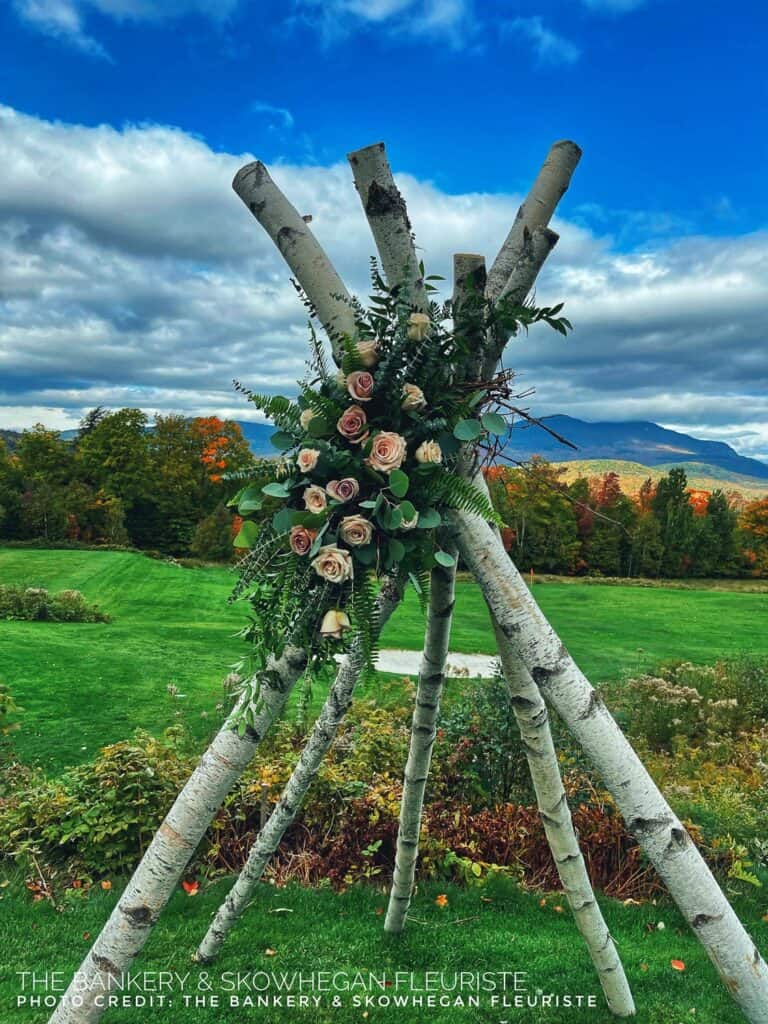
[1,874,764,1024]
[2,547,767,771]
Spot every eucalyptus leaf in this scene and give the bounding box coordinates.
[389,469,409,497]
[307,416,331,437]
[434,550,456,568]
[417,508,441,530]
[233,520,261,549]
[398,500,416,522]
[354,544,378,565]
[262,481,291,498]
[270,430,295,451]
[386,538,406,566]
[453,418,483,441]
[271,508,294,534]
[481,412,507,436]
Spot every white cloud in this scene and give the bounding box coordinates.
[290,0,476,48]
[1,106,767,460]
[251,102,295,131]
[503,16,581,66]
[13,0,239,56]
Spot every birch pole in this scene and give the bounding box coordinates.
[49,646,308,1024]
[196,575,404,961]
[492,622,635,1016]
[50,157,370,1024]
[451,509,768,1024]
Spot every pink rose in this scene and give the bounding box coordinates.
[297,448,320,473]
[303,485,327,514]
[311,545,354,583]
[346,371,375,403]
[356,340,380,368]
[339,515,373,547]
[401,383,426,411]
[319,608,351,639]
[289,525,317,556]
[366,431,406,474]
[415,439,442,465]
[326,478,360,503]
[337,405,369,444]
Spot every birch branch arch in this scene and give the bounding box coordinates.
[49,140,768,1024]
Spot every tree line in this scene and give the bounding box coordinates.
[0,409,255,559]
[485,459,768,578]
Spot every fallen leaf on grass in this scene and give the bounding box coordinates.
[671,960,686,972]
[182,880,199,896]
[268,908,293,914]
[435,894,448,908]
[100,880,112,891]
[264,948,277,957]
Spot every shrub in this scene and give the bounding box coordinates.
[622,659,768,752]
[0,585,110,622]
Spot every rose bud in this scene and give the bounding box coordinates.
[289,525,317,556]
[366,431,407,474]
[319,608,351,640]
[299,408,315,429]
[337,404,369,444]
[346,370,375,403]
[311,545,354,583]
[326,478,360,503]
[400,512,419,530]
[414,439,442,465]
[339,515,374,547]
[401,383,427,411]
[406,312,430,342]
[303,485,328,514]
[297,448,320,473]
[356,339,380,368]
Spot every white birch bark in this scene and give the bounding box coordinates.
[196,576,404,961]
[233,161,358,356]
[485,140,582,303]
[384,553,456,934]
[451,509,768,1024]
[48,646,308,1024]
[347,142,429,313]
[493,623,635,1016]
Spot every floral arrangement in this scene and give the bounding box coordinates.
[228,266,570,700]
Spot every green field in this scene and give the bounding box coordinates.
[2,547,768,1024]
[1,875,764,1024]
[2,547,768,770]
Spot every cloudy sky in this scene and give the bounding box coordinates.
[1,0,767,458]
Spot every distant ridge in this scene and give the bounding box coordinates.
[506,415,768,482]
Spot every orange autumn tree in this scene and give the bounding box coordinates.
[741,497,768,576]
[191,417,253,485]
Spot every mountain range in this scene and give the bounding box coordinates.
[4,416,768,486]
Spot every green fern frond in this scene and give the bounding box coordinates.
[299,384,344,423]
[351,569,380,680]
[234,386,301,433]
[434,472,503,524]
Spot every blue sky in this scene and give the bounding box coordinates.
[1,0,767,457]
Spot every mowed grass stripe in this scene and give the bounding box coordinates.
[1,548,767,770]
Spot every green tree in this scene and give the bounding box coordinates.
[17,424,73,485]
[77,408,151,513]
[190,504,237,562]
[652,467,695,576]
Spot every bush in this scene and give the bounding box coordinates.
[0,585,110,622]
[622,659,768,752]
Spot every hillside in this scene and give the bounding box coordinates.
[553,459,768,501]
[508,415,768,481]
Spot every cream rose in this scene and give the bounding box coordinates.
[337,404,369,444]
[356,339,380,368]
[366,431,407,474]
[319,608,351,640]
[406,312,430,342]
[415,439,442,465]
[289,525,317,556]
[400,512,419,530]
[339,515,373,547]
[303,485,327,514]
[299,408,315,429]
[311,545,354,583]
[297,448,320,473]
[326,478,360,503]
[401,383,427,411]
[346,370,375,403]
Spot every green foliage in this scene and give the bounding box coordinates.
[190,504,238,562]
[0,585,110,623]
